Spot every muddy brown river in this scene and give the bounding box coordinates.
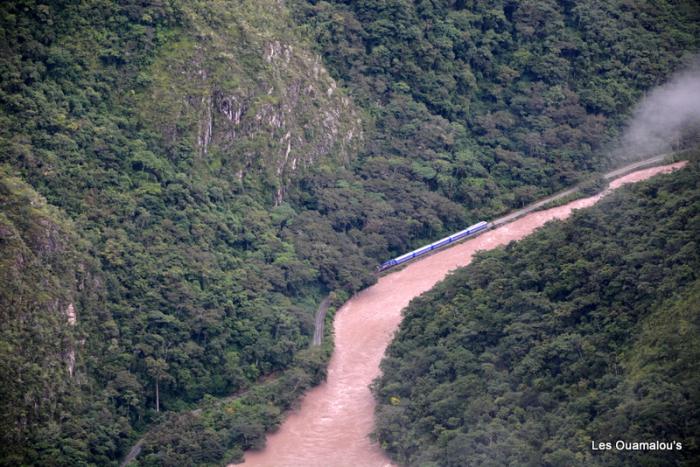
[240,162,686,467]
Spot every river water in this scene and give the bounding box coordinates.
[240,162,686,467]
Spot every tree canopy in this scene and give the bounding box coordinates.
[0,0,698,464]
[373,159,700,466]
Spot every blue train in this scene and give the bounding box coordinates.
[377,221,489,272]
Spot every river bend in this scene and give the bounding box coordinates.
[240,161,686,467]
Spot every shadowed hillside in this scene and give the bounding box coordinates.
[1,0,698,464]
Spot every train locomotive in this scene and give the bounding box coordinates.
[377,221,489,272]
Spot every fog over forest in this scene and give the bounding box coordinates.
[615,58,700,159]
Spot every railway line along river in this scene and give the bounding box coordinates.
[239,161,687,467]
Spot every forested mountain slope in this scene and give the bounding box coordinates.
[290,0,700,214]
[1,1,372,464]
[373,159,700,466]
[0,168,106,464]
[0,0,698,465]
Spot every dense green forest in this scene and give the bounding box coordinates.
[289,0,700,213]
[373,159,700,466]
[0,0,698,465]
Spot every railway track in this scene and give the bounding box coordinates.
[376,152,678,273]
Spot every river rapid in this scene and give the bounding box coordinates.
[239,162,686,467]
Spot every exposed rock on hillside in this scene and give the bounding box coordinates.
[140,1,363,204]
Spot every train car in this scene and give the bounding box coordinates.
[377,221,489,272]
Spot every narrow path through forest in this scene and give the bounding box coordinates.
[312,296,331,347]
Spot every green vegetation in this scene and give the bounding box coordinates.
[373,160,700,466]
[0,1,370,464]
[0,168,104,466]
[290,0,700,215]
[0,0,698,464]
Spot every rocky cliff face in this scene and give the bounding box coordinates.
[140,0,363,204]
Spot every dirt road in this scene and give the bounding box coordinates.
[312,296,330,347]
